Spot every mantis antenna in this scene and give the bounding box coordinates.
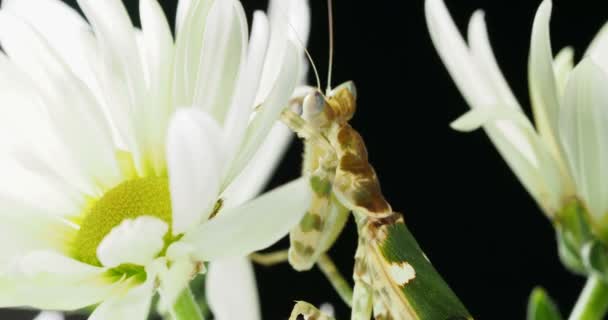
[326,0,335,94]
[287,21,322,93]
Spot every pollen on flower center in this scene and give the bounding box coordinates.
[73,176,173,266]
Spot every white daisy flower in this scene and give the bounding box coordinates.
[426,0,608,232]
[0,0,311,319]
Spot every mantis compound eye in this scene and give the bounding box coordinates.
[302,91,326,121]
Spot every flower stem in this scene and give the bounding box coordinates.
[171,287,205,320]
[569,276,608,320]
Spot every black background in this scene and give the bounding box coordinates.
[4,0,608,319]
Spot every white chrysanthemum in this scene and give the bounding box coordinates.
[426,0,608,231]
[0,0,311,319]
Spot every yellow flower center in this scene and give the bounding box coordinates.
[72,176,172,266]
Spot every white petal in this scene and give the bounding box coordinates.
[168,109,224,235]
[586,21,608,74]
[467,11,521,111]
[559,59,608,221]
[89,277,154,320]
[1,0,99,92]
[97,216,168,267]
[173,0,214,107]
[554,46,575,96]
[425,0,496,111]
[193,0,247,123]
[158,258,196,308]
[139,0,175,175]
[0,12,121,193]
[0,251,114,310]
[207,257,260,320]
[259,0,310,102]
[184,177,311,260]
[34,311,64,320]
[528,0,562,158]
[222,41,300,187]
[223,11,270,159]
[0,193,77,266]
[222,123,292,208]
[77,0,147,172]
[176,0,193,34]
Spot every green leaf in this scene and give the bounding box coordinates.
[527,287,563,320]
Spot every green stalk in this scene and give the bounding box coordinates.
[569,276,608,320]
[171,288,205,320]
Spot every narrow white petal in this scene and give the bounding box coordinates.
[554,46,575,96]
[77,0,147,172]
[559,59,608,221]
[140,0,175,175]
[260,0,311,102]
[529,0,562,155]
[0,251,114,310]
[158,258,195,308]
[425,0,496,110]
[0,193,77,266]
[176,0,193,34]
[223,11,270,159]
[89,277,154,320]
[184,177,311,260]
[467,10,521,111]
[34,311,64,320]
[168,109,224,235]
[193,0,247,123]
[222,123,292,207]
[586,21,608,74]
[97,216,168,267]
[0,12,122,193]
[173,0,213,107]
[1,0,101,100]
[223,41,300,187]
[207,257,261,320]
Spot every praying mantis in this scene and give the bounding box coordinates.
[275,81,471,320]
[251,2,472,319]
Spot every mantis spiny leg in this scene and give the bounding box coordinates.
[289,301,336,320]
[317,253,353,307]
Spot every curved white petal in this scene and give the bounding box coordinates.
[0,193,77,266]
[528,0,563,160]
[0,12,121,194]
[97,216,168,268]
[157,257,195,309]
[259,0,310,102]
[222,123,292,208]
[184,177,311,260]
[193,0,247,124]
[173,0,213,107]
[0,251,114,310]
[77,0,146,171]
[223,41,300,187]
[139,0,175,175]
[559,59,608,222]
[207,257,260,320]
[1,0,101,97]
[586,21,608,74]
[168,109,224,235]
[467,11,521,111]
[34,311,63,320]
[554,46,575,96]
[89,276,154,320]
[175,0,193,34]
[425,0,496,111]
[223,11,270,160]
